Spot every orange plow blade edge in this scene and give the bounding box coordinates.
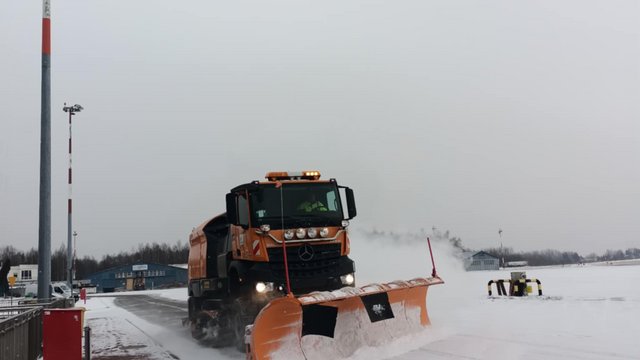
[246,276,444,360]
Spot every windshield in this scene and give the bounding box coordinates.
[250,183,344,229]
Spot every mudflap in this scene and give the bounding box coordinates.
[246,276,444,360]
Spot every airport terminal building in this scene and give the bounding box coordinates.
[86,263,187,293]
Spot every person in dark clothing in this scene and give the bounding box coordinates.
[0,258,10,297]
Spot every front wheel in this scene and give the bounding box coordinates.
[230,297,258,352]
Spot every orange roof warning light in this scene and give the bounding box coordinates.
[265,171,321,181]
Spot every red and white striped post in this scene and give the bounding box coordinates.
[73,230,77,280]
[63,103,83,287]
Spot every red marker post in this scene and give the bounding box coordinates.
[80,288,87,304]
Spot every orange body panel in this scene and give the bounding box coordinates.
[188,228,207,281]
[188,217,350,283]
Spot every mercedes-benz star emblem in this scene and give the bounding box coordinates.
[298,244,315,261]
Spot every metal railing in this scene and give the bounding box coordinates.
[0,298,74,360]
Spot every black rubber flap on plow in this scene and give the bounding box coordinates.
[360,292,395,323]
[302,304,339,338]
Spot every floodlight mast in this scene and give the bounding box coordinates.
[63,103,83,287]
[38,0,52,300]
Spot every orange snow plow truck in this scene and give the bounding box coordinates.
[187,171,443,359]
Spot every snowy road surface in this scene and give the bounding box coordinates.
[83,242,640,359]
[114,295,187,330]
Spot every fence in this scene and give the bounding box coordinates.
[0,298,73,360]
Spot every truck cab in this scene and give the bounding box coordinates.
[188,171,357,299]
[186,171,358,349]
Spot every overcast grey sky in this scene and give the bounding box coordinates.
[1,1,638,257]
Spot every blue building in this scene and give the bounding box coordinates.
[86,263,188,293]
[463,251,500,271]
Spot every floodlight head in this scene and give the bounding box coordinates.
[63,103,83,114]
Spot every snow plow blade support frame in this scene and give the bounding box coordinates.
[246,276,444,360]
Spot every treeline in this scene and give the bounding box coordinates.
[0,241,188,281]
[481,246,640,266]
[584,248,640,262]
[2,234,639,279]
[482,247,582,266]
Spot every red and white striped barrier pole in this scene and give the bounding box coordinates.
[68,106,73,287]
[427,237,438,278]
[63,103,83,287]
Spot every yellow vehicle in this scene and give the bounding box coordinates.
[187,171,443,358]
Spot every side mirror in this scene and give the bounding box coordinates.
[345,188,357,220]
[226,193,238,225]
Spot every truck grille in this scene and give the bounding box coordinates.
[267,244,342,279]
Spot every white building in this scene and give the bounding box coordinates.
[8,264,38,283]
[506,260,528,267]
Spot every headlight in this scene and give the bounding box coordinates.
[340,273,355,285]
[341,220,350,228]
[255,282,274,293]
[307,228,318,238]
[284,230,294,240]
[260,224,271,232]
[296,228,306,239]
[319,227,329,237]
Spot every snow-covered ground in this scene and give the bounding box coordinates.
[80,239,640,359]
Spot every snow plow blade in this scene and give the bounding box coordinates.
[246,276,444,360]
